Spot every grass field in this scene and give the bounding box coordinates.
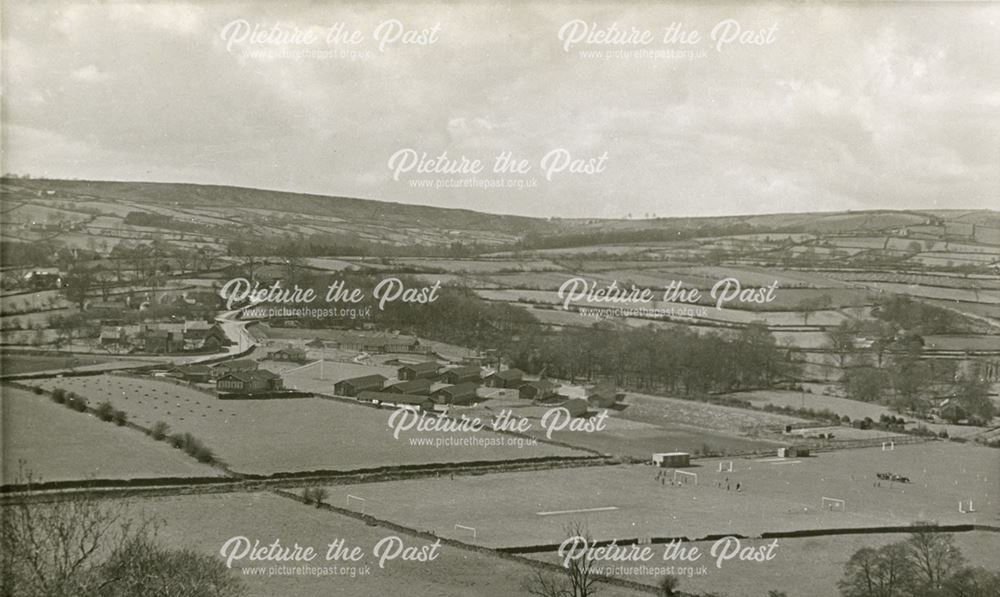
[527,531,1000,597]
[320,442,999,549]
[135,491,646,597]
[0,353,115,375]
[27,376,587,475]
[0,385,222,483]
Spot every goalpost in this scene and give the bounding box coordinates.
[673,470,698,486]
[821,497,846,512]
[959,500,976,514]
[346,494,367,513]
[718,461,734,473]
[881,441,895,451]
[454,524,478,540]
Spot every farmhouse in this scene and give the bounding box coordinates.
[431,382,480,406]
[484,368,524,388]
[167,364,212,383]
[397,361,440,380]
[334,374,387,397]
[268,345,308,363]
[440,365,482,385]
[182,320,214,340]
[99,326,129,346]
[212,359,258,379]
[519,380,559,401]
[384,378,434,395]
[357,391,434,411]
[216,369,283,394]
[144,329,182,354]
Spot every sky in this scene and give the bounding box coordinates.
[2,1,998,219]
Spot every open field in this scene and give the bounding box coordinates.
[0,385,221,483]
[132,491,646,597]
[26,376,587,475]
[330,442,1000,547]
[528,531,1000,597]
[0,352,116,375]
[620,392,808,434]
[321,442,999,549]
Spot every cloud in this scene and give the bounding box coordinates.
[2,1,998,218]
[70,64,110,83]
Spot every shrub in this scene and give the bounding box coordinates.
[51,387,66,404]
[32,386,44,395]
[95,401,115,422]
[168,433,186,449]
[301,487,328,506]
[192,445,215,464]
[68,394,88,412]
[312,487,328,506]
[150,421,169,441]
[112,409,128,426]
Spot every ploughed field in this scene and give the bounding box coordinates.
[318,442,999,549]
[0,385,222,483]
[26,376,587,475]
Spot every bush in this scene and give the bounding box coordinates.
[150,421,169,441]
[112,409,128,426]
[51,387,66,404]
[192,445,215,464]
[95,401,115,422]
[301,487,328,506]
[32,386,44,395]
[312,487,328,506]
[68,394,88,412]
[168,433,187,449]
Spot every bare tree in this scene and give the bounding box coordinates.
[1,465,243,597]
[523,520,602,597]
[905,525,967,593]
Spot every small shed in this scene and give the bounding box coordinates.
[652,452,690,468]
[334,374,387,397]
[484,368,524,388]
[431,382,479,405]
[397,361,440,381]
[440,365,482,385]
[777,446,810,458]
[384,378,434,395]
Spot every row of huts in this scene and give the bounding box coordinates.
[334,361,625,410]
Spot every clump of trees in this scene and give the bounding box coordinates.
[301,487,329,507]
[1,466,244,597]
[838,525,999,597]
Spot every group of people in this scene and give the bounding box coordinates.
[653,470,687,487]
[716,477,742,492]
[874,471,911,486]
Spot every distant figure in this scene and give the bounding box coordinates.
[736,483,742,492]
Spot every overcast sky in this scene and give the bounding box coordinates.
[2,1,998,218]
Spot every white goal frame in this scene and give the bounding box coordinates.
[958,500,976,514]
[881,441,895,451]
[673,470,698,485]
[822,497,846,512]
[718,461,734,473]
[346,494,367,513]
[454,524,478,539]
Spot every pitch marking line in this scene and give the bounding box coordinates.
[537,506,620,516]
